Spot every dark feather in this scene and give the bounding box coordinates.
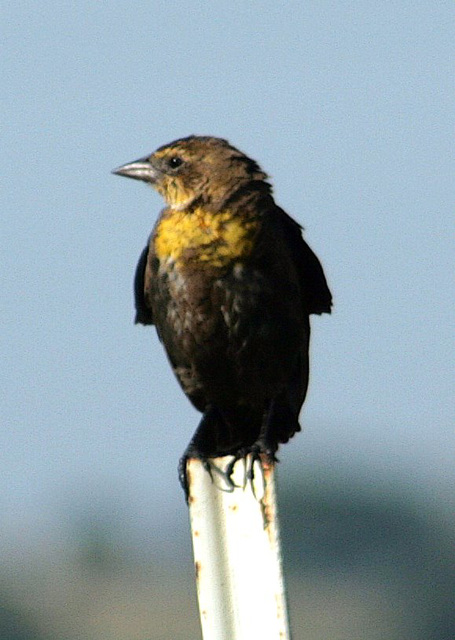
[277,208,332,315]
[134,244,154,325]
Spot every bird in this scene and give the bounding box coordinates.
[112,135,332,498]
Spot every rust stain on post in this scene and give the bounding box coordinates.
[258,456,276,530]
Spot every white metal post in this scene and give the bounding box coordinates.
[187,455,291,640]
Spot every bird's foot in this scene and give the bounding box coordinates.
[225,442,278,490]
[178,451,214,503]
[179,445,278,503]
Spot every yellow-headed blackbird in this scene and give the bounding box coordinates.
[113,136,331,495]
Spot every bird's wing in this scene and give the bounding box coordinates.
[277,207,332,315]
[134,243,154,325]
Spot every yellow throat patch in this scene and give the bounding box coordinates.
[154,207,260,269]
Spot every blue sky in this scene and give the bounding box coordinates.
[2,2,453,551]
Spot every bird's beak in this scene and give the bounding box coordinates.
[112,156,160,183]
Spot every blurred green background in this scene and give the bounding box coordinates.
[2,2,453,638]
[2,468,453,639]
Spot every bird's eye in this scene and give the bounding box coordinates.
[168,156,183,169]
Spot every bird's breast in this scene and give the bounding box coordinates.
[153,206,260,269]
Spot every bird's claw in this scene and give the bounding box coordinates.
[225,445,278,491]
[179,454,216,503]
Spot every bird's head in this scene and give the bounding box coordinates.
[112,135,269,211]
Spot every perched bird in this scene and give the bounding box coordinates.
[113,136,331,496]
